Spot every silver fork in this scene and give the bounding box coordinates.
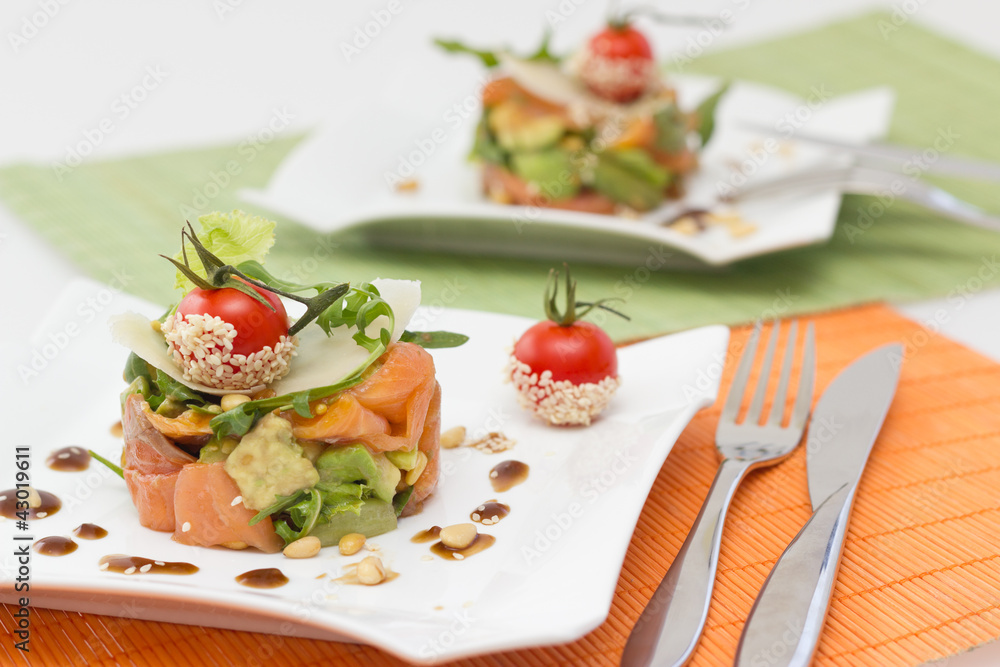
[620,320,816,667]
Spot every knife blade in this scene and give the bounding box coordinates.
[734,343,903,667]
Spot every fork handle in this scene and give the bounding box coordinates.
[621,457,752,667]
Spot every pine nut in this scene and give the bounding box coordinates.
[221,541,248,550]
[283,535,321,559]
[405,452,428,486]
[221,394,252,412]
[440,426,466,449]
[440,523,477,550]
[357,556,385,585]
[338,533,365,556]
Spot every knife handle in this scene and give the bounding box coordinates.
[735,483,855,667]
[621,457,752,667]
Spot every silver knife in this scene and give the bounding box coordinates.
[734,343,903,667]
[741,122,1000,182]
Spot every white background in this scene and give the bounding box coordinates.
[2,1,998,665]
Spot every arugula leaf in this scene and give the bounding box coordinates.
[695,82,730,147]
[433,38,499,67]
[249,489,308,526]
[123,352,154,385]
[470,113,507,165]
[435,32,562,68]
[174,210,275,291]
[209,374,367,438]
[652,103,687,153]
[89,450,124,479]
[237,260,342,295]
[400,330,469,349]
[392,487,414,517]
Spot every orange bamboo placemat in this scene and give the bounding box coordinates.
[4,303,1000,666]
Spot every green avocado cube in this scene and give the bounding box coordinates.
[315,443,401,505]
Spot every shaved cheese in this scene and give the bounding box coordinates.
[110,312,262,396]
[499,54,615,117]
[110,278,422,399]
[269,278,421,395]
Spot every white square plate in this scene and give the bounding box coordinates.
[1,279,728,663]
[241,77,894,267]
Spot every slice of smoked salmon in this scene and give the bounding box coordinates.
[172,462,283,553]
[141,403,212,444]
[402,382,442,516]
[288,342,437,454]
[122,395,195,530]
[123,468,180,531]
[123,395,197,475]
[286,394,389,444]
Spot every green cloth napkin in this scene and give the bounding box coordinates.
[3,12,1000,341]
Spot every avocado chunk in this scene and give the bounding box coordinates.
[510,149,581,200]
[224,414,319,510]
[315,443,401,505]
[592,149,671,211]
[488,101,566,152]
[307,499,398,546]
[386,447,420,471]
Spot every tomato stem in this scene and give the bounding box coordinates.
[163,223,352,337]
[543,264,630,327]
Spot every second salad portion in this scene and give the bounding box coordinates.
[437,13,727,215]
[108,211,466,554]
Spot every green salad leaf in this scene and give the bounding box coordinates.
[174,210,275,292]
[695,82,730,147]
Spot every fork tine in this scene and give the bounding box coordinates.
[767,320,798,426]
[790,323,816,428]
[745,323,780,425]
[720,323,761,423]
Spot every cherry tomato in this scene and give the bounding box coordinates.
[177,280,289,357]
[579,24,654,103]
[513,320,617,386]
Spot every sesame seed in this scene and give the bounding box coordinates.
[421,555,434,561]
[231,496,243,506]
[181,522,191,532]
[57,453,70,459]
[139,564,152,573]
[99,563,109,571]
[124,566,136,575]
[36,512,47,518]
[489,471,498,479]
[472,513,481,521]
[482,519,493,525]
[0,495,6,501]
[453,553,465,560]
[508,355,621,426]
[155,561,165,566]
[477,505,486,512]
[71,447,82,454]
[162,313,297,391]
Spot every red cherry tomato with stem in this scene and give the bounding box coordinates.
[177,279,289,358]
[513,320,617,386]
